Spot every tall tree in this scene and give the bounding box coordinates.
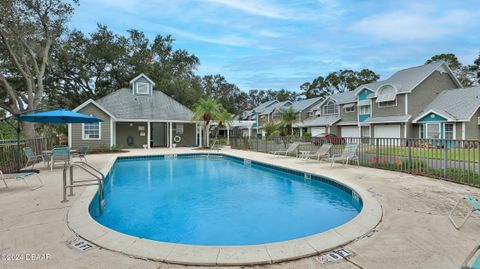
[201,74,244,114]
[48,25,202,109]
[301,69,379,98]
[426,53,474,87]
[0,0,77,138]
[469,52,480,86]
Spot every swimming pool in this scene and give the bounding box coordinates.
[89,154,362,246]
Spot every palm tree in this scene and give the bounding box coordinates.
[278,107,297,135]
[192,98,222,147]
[262,121,278,137]
[216,110,232,144]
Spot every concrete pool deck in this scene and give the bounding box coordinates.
[0,148,479,268]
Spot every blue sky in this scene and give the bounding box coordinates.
[71,0,480,92]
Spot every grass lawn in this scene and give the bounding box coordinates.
[367,146,479,162]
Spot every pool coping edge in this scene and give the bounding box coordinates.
[67,149,383,266]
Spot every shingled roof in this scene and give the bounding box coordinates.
[94,88,193,120]
[414,86,480,122]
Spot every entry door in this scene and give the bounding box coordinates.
[151,123,167,147]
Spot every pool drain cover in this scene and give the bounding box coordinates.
[67,237,96,252]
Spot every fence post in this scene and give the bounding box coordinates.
[407,139,412,170]
[375,138,379,167]
[443,139,448,179]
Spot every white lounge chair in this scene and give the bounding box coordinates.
[328,143,359,166]
[269,142,301,156]
[0,170,43,190]
[449,196,480,229]
[300,143,332,161]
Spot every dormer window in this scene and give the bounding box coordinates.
[376,85,397,107]
[136,82,150,95]
[322,100,338,115]
[129,73,155,96]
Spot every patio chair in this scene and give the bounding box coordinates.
[269,142,301,156]
[23,147,45,168]
[461,245,480,269]
[449,196,480,229]
[300,143,332,161]
[0,170,43,190]
[50,146,71,171]
[328,143,359,166]
[71,145,89,162]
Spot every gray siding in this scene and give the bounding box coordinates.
[465,108,480,140]
[408,71,458,119]
[116,122,148,148]
[339,104,357,122]
[372,94,406,117]
[71,104,111,150]
[173,123,196,146]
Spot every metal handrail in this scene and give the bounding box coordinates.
[62,161,105,215]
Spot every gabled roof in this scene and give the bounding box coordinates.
[290,97,322,112]
[94,88,193,120]
[413,86,480,122]
[129,73,156,86]
[330,90,358,104]
[293,115,340,127]
[355,62,462,96]
[251,100,278,114]
[263,101,291,115]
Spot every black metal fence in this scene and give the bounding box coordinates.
[229,136,480,187]
[0,137,61,173]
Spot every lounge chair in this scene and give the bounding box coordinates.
[449,196,480,229]
[72,145,89,162]
[269,142,301,156]
[328,143,359,166]
[300,143,332,161]
[23,147,46,168]
[462,245,480,269]
[50,146,71,171]
[0,170,43,190]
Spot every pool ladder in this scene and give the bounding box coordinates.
[62,161,105,215]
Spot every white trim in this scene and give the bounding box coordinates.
[147,121,151,149]
[425,123,441,139]
[462,122,466,140]
[82,122,102,140]
[135,82,151,95]
[354,87,375,97]
[73,99,117,120]
[374,83,398,98]
[377,98,397,108]
[68,124,72,147]
[129,73,156,86]
[109,120,114,147]
[407,62,463,93]
[412,109,455,123]
[404,123,407,139]
[405,94,408,115]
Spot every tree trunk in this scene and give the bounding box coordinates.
[21,121,36,139]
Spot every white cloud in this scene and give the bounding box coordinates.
[352,7,474,41]
[200,0,295,19]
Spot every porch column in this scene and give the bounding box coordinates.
[147,121,151,149]
[300,128,303,137]
[226,125,230,145]
[199,125,203,147]
[110,120,114,147]
[248,127,252,137]
[169,122,173,148]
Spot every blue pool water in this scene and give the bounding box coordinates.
[90,155,362,246]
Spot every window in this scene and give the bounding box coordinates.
[426,123,440,139]
[344,104,355,113]
[136,82,150,94]
[445,123,454,140]
[378,99,397,108]
[83,121,101,140]
[361,126,370,137]
[419,124,425,139]
[359,105,371,115]
[322,101,338,115]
